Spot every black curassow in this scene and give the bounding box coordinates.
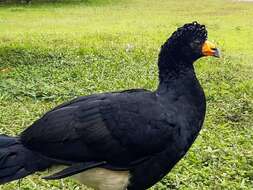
[0,22,220,190]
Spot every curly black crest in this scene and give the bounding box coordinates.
[158,22,208,81]
[169,21,207,46]
[159,21,208,62]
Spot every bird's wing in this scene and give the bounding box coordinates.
[21,89,178,176]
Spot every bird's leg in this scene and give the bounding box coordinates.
[17,179,21,190]
[60,179,64,189]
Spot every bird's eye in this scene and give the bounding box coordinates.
[195,40,201,44]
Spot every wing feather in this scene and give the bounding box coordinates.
[21,90,177,168]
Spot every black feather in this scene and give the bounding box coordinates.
[0,135,51,184]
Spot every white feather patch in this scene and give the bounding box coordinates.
[73,167,130,190]
[48,166,130,190]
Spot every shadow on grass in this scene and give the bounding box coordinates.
[0,0,121,8]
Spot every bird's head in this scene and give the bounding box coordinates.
[160,21,220,64]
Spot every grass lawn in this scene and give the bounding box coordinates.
[0,0,253,189]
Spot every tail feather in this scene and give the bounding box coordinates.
[0,135,51,184]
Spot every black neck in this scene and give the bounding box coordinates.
[157,45,196,89]
[155,46,205,122]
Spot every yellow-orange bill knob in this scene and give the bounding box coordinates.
[202,40,220,58]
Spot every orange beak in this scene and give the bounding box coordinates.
[202,40,221,58]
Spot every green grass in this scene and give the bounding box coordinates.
[0,0,253,189]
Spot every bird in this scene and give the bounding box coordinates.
[0,21,220,190]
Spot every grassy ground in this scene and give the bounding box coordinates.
[0,0,253,189]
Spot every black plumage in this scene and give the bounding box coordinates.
[0,22,220,190]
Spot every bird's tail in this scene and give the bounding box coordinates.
[0,135,51,184]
